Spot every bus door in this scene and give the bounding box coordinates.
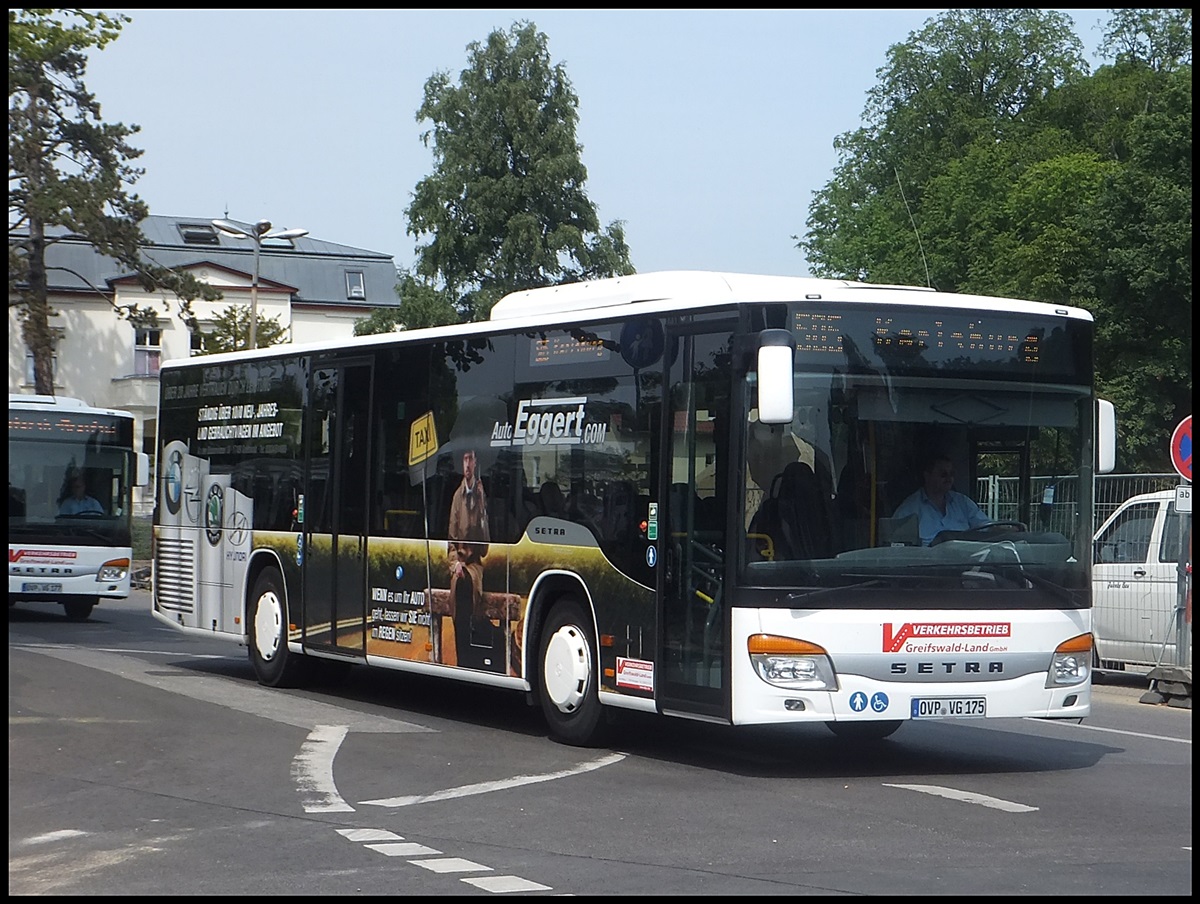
[302,358,373,655]
[658,322,735,721]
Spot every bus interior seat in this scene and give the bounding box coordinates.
[539,481,566,518]
[777,461,834,559]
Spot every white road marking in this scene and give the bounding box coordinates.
[360,752,626,808]
[1026,718,1191,744]
[883,783,1038,812]
[336,828,402,842]
[463,875,553,893]
[365,841,443,857]
[295,725,354,813]
[410,857,492,873]
[19,829,89,845]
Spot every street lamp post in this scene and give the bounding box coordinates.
[211,218,309,350]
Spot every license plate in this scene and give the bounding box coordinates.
[22,582,63,593]
[911,696,987,718]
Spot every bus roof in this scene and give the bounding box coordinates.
[489,271,1094,323]
[9,393,133,419]
[159,270,1094,370]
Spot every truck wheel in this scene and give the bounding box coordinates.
[248,568,308,687]
[537,596,608,747]
[63,599,96,621]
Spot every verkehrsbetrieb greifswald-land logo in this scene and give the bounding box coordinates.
[205,483,224,546]
[165,448,183,515]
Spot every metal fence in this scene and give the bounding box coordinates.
[976,472,1182,537]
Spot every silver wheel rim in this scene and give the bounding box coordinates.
[254,590,283,661]
[543,623,591,714]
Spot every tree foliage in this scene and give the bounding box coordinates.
[354,272,459,335]
[193,305,287,355]
[405,20,634,322]
[798,8,1191,470]
[8,8,220,394]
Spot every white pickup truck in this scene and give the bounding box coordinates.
[1092,489,1189,670]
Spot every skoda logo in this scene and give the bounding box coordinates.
[165,449,183,515]
[205,483,224,546]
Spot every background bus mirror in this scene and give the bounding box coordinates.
[757,330,794,425]
[1096,399,1116,474]
[136,452,151,487]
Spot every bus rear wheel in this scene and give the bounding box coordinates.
[248,568,308,687]
[63,598,96,621]
[537,597,608,747]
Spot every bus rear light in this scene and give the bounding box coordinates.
[1047,633,1092,686]
[748,634,838,690]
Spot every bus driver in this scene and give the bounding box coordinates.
[892,452,990,546]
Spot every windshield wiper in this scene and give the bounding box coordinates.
[788,579,889,602]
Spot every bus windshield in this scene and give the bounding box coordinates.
[739,306,1093,609]
[8,428,135,547]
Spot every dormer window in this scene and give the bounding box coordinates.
[178,223,220,245]
[346,270,365,300]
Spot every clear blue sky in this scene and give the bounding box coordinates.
[84,9,1111,277]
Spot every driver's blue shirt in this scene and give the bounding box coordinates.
[59,495,103,515]
[892,488,990,546]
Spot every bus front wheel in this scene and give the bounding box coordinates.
[248,568,306,687]
[826,720,902,741]
[537,597,608,747]
[63,598,95,621]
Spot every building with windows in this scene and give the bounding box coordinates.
[8,215,402,512]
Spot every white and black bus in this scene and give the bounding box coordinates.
[151,271,1115,745]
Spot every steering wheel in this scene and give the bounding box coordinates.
[931,520,1027,545]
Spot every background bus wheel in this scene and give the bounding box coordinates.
[537,597,608,747]
[826,720,902,741]
[248,569,306,687]
[62,599,95,621]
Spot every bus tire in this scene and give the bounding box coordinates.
[537,597,608,747]
[63,598,95,621]
[248,568,306,688]
[826,720,902,741]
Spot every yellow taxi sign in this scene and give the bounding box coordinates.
[408,411,438,467]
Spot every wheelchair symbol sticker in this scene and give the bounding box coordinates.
[871,692,890,712]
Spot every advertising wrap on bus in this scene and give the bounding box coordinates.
[150,271,1113,747]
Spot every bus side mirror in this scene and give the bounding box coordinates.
[1096,399,1116,474]
[136,452,151,487]
[757,329,794,425]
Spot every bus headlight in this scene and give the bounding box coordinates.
[748,634,838,690]
[1047,633,1092,687]
[97,558,130,582]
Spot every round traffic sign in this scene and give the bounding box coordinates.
[1170,415,1191,482]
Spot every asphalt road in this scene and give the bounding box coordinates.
[9,591,1192,896]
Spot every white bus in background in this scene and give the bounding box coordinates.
[151,271,1116,746]
[8,394,150,620]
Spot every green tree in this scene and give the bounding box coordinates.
[800,9,1089,286]
[8,9,220,394]
[354,272,459,335]
[405,20,634,322]
[797,8,1191,470]
[193,305,287,355]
